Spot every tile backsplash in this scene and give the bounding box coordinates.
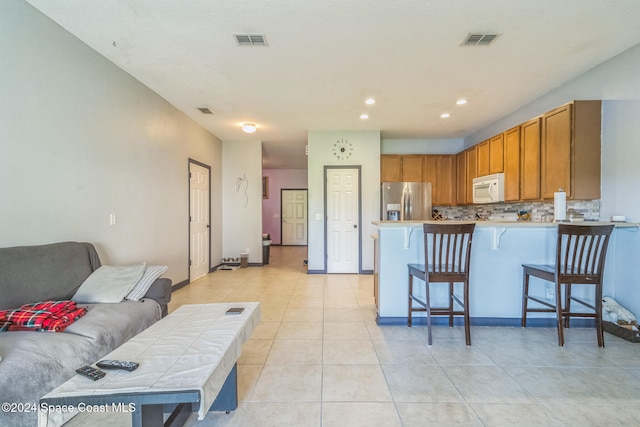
[433,200,600,222]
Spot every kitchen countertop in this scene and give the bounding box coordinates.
[372,220,638,228]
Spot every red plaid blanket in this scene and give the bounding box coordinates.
[0,300,87,332]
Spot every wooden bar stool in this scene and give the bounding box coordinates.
[522,224,614,347]
[408,223,476,346]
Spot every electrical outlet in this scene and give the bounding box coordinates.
[545,283,554,300]
[109,213,117,225]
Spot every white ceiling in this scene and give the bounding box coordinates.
[26,0,640,169]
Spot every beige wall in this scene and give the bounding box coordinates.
[0,1,223,285]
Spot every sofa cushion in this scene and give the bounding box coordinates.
[72,264,145,303]
[0,242,101,310]
[0,300,161,427]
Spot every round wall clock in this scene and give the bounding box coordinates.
[332,138,353,160]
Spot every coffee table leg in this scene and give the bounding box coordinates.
[209,363,238,413]
[132,403,163,427]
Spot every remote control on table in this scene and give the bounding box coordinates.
[76,365,106,381]
[96,360,140,371]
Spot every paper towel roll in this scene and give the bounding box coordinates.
[554,190,566,221]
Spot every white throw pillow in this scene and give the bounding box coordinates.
[72,264,146,303]
[126,265,168,301]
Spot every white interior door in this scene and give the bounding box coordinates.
[189,162,210,280]
[282,189,308,245]
[326,168,359,273]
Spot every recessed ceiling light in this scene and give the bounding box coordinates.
[456,99,468,105]
[360,114,369,119]
[241,122,257,133]
[365,98,376,105]
[440,113,450,119]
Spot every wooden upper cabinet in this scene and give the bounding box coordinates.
[520,118,541,200]
[466,146,478,204]
[401,155,424,181]
[489,134,504,174]
[423,155,456,206]
[437,155,456,206]
[423,155,438,201]
[476,140,490,177]
[503,126,520,201]
[541,101,601,199]
[380,155,401,182]
[456,151,467,205]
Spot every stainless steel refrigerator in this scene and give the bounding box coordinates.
[381,182,432,221]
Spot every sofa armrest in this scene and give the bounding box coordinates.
[143,278,172,317]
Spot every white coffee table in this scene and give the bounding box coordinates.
[39,302,260,427]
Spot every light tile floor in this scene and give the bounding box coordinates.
[74,246,640,426]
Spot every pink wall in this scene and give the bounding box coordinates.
[262,169,308,245]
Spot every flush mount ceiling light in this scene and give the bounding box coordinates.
[241,122,257,133]
[456,99,468,105]
[365,98,376,105]
[440,113,450,119]
[360,113,369,119]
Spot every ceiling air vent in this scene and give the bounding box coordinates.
[461,33,500,46]
[234,34,268,46]
[197,107,214,114]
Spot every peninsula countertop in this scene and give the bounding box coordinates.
[371,218,639,324]
[372,219,638,228]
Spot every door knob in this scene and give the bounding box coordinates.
[353,224,358,228]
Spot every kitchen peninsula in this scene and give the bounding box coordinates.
[372,220,638,326]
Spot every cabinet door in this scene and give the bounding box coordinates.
[456,151,467,205]
[489,134,504,174]
[521,118,541,200]
[380,155,401,182]
[466,146,478,204]
[503,127,520,201]
[541,105,571,198]
[477,140,490,177]
[401,155,424,182]
[423,155,439,204]
[437,155,456,206]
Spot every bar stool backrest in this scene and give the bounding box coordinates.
[423,223,475,277]
[555,224,614,282]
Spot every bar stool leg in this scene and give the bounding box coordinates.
[463,278,471,346]
[448,282,454,327]
[522,271,530,327]
[425,279,433,346]
[555,281,565,346]
[407,273,413,327]
[595,283,604,348]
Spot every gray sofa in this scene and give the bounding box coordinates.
[0,242,172,427]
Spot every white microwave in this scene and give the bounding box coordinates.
[472,173,505,204]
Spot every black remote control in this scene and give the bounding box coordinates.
[76,365,106,381]
[96,360,139,372]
